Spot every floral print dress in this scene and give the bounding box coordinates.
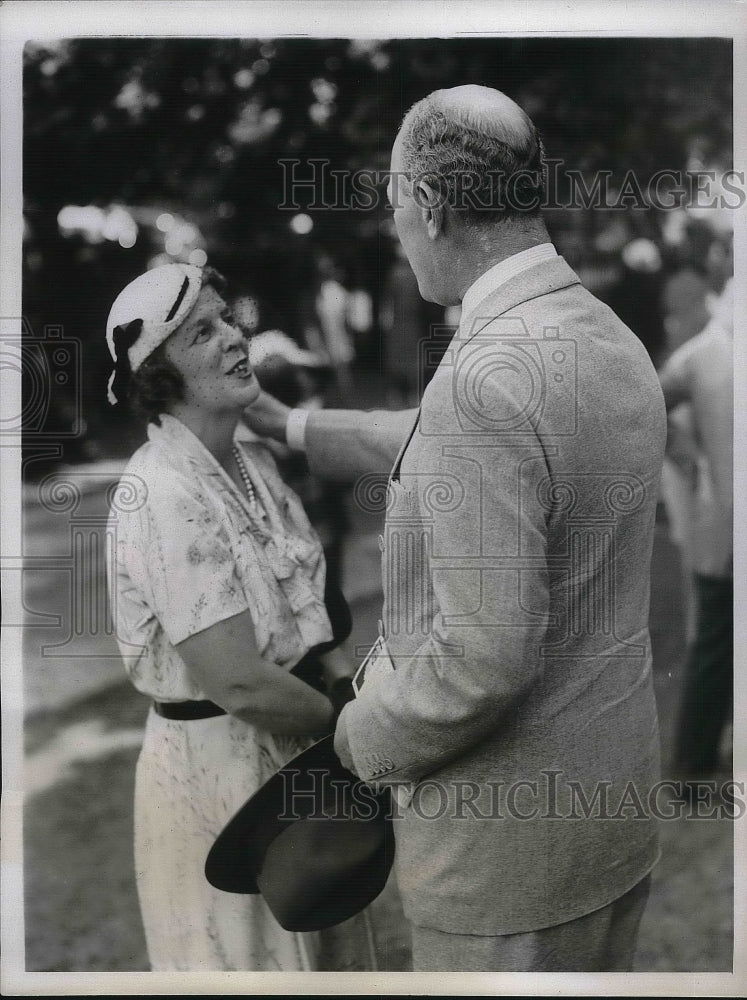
[108,415,372,970]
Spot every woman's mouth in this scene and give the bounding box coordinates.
[226,357,252,379]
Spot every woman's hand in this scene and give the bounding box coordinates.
[243,389,292,443]
[319,647,357,728]
[319,645,357,688]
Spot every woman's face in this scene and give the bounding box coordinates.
[163,284,261,415]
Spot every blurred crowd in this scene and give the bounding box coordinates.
[594,219,733,791]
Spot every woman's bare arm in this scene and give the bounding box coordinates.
[176,610,333,735]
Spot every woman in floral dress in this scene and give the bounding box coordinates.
[105,263,368,971]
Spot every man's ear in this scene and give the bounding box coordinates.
[414,178,445,240]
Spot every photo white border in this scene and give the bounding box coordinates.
[2,1,745,995]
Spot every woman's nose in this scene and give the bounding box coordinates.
[221,324,246,349]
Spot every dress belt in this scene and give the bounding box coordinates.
[153,699,227,721]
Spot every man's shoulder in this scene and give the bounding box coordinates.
[464,272,621,343]
[460,255,583,333]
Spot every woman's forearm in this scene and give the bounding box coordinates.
[225,664,334,735]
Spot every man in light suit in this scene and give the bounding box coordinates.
[250,85,667,971]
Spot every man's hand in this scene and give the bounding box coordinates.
[243,389,291,443]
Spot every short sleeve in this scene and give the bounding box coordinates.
[121,473,250,646]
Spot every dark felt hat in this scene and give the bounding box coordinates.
[205,735,394,931]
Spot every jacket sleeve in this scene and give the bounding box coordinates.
[334,377,552,786]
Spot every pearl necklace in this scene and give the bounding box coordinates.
[232,445,262,514]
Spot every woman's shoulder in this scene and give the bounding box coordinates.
[121,436,174,480]
[116,436,198,509]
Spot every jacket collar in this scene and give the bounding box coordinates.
[389,256,583,483]
[459,255,582,344]
[460,243,558,321]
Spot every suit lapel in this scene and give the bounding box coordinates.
[389,408,420,483]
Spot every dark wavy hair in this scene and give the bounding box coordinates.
[117,266,227,424]
[128,343,185,425]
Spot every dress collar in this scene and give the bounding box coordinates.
[148,413,234,482]
[148,414,277,528]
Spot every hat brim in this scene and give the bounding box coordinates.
[205,735,392,896]
[256,814,395,931]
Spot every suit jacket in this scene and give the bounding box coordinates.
[308,256,667,935]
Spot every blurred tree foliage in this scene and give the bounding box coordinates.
[22,36,732,460]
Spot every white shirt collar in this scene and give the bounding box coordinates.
[460,243,558,323]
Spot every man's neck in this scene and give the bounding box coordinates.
[455,225,551,302]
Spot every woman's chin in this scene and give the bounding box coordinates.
[239,377,262,408]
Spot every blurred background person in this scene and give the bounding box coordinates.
[379,242,443,407]
[658,262,712,643]
[344,258,375,362]
[661,264,711,356]
[657,223,731,646]
[604,237,666,368]
[301,251,358,403]
[658,269,733,788]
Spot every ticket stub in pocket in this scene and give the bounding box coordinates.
[352,633,395,695]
